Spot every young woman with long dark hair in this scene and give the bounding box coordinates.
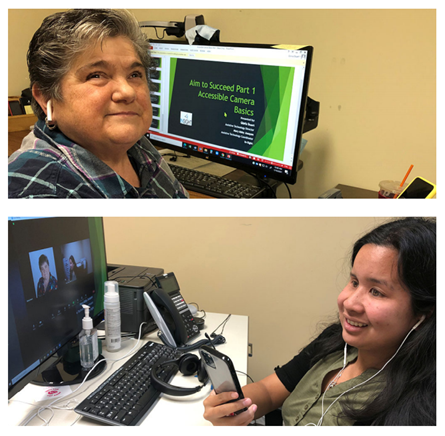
[203,218,436,426]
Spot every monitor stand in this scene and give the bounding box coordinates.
[31,341,106,387]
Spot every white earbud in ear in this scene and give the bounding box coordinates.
[45,99,57,130]
[413,314,426,330]
[47,99,53,122]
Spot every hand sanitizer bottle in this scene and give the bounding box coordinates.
[79,304,99,369]
[104,281,121,352]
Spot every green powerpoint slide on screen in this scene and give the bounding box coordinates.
[167,58,295,160]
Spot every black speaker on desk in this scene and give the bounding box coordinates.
[107,264,164,337]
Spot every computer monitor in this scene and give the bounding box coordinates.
[146,41,314,185]
[8,217,108,399]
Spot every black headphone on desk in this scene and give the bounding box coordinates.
[150,353,209,396]
[151,333,226,396]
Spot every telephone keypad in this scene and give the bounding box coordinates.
[171,292,199,340]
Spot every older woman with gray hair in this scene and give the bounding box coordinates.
[8,9,189,198]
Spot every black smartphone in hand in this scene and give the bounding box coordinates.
[199,345,247,414]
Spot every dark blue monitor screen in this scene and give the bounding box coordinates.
[8,217,107,399]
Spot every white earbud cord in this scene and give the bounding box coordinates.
[310,324,418,426]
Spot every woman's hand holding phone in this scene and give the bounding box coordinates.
[203,390,257,426]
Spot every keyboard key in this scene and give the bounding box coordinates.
[114,410,127,422]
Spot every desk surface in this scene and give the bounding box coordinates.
[8,312,249,427]
[335,184,378,199]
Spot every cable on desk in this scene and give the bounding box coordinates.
[210,314,231,338]
[188,301,207,321]
[18,322,149,426]
[162,313,230,352]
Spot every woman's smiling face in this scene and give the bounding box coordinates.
[51,35,152,157]
[40,261,50,281]
[337,244,419,361]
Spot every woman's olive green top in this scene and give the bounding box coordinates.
[282,348,385,426]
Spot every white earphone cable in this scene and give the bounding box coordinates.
[309,321,421,426]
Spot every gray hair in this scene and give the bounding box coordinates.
[28,9,155,119]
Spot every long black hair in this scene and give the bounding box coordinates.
[69,255,77,281]
[310,218,436,425]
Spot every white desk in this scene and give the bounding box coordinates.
[8,312,249,427]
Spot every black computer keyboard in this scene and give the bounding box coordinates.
[75,341,182,426]
[170,164,264,198]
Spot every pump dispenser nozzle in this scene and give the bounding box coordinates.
[104,281,119,300]
[82,304,93,330]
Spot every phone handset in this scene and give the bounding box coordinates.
[143,292,177,348]
[151,287,191,346]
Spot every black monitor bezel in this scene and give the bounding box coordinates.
[8,217,108,399]
[147,40,313,185]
